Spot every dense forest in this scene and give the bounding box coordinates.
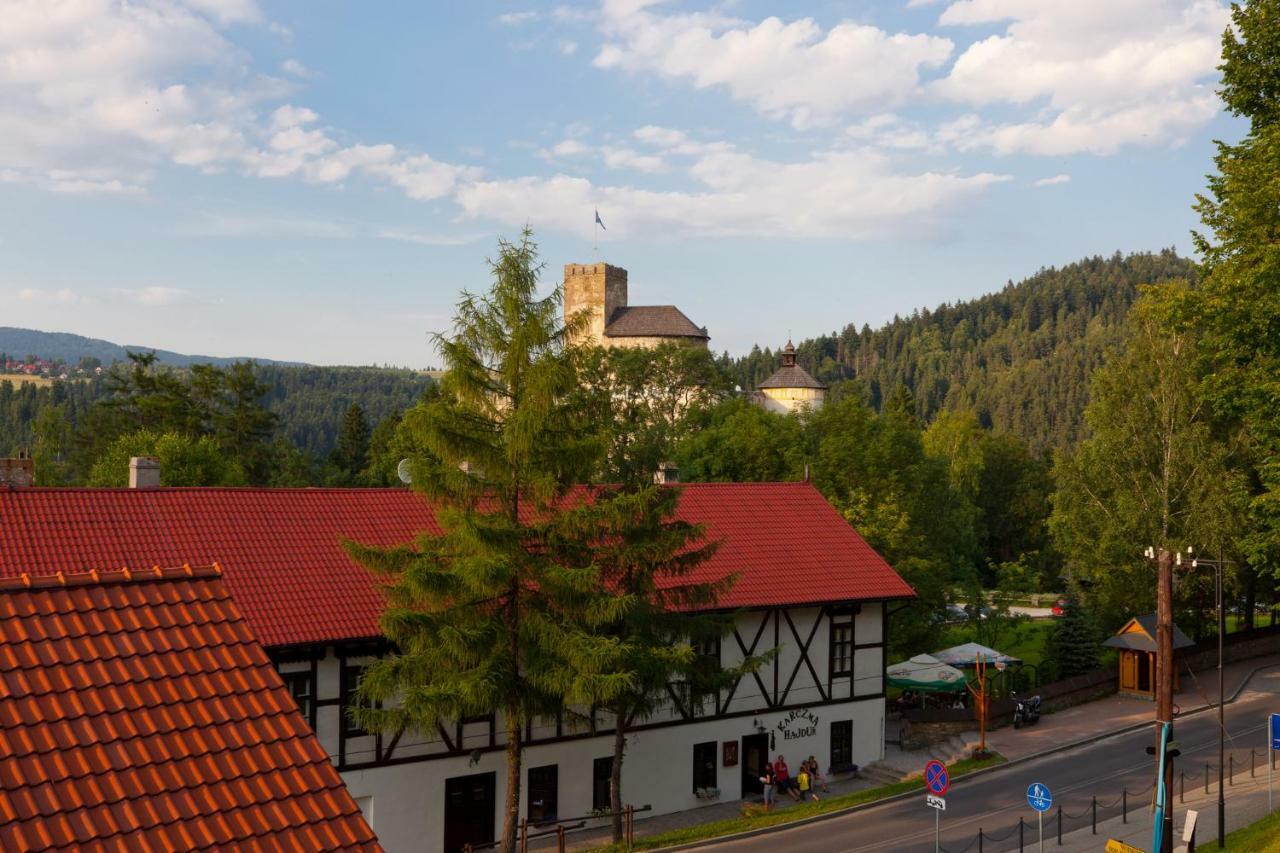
[723,250,1196,453]
[0,364,430,462]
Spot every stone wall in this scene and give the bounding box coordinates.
[563,263,627,346]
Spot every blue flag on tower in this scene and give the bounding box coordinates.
[595,209,606,230]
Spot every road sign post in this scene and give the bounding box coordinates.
[1028,782,1052,853]
[1271,713,1280,812]
[924,761,950,853]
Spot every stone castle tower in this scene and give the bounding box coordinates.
[563,262,708,349]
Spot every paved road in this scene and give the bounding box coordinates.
[689,668,1280,852]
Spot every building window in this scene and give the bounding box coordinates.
[341,662,374,738]
[280,670,315,725]
[528,765,558,825]
[830,720,853,771]
[692,741,717,793]
[592,757,613,812]
[691,636,722,717]
[830,621,853,678]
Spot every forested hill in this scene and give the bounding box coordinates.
[724,249,1196,453]
[0,327,302,368]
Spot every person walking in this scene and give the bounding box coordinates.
[797,765,818,802]
[759,763,776,810]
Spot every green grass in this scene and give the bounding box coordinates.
[1203,807,1280,851]
[939,619,1056,670]
[587,753,1007,852]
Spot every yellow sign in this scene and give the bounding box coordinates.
[1104,840,1144,853]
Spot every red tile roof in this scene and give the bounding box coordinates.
[0,564,380,852]
[0,484,913,648]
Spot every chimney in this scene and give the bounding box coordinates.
[129,456,161,489]
[654,462,679,485]
[0,453,34,488]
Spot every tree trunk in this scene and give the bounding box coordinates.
[502,720,522,853]
[1245,571,1258,631]
[610,710,627,843]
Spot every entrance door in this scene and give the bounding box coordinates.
[741,733,769,796]
[444,772,495,853]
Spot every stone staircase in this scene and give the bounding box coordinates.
[860,732,981,786]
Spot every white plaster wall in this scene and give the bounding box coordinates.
[341,696,884,853]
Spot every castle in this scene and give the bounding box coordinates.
[563,261,824,413]
[563,262,708,349]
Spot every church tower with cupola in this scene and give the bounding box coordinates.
[753,340,826,414]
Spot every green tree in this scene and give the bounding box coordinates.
[581,342,731,483]
[1050,287,1242,626]
[31,403,71,486]
[341,231,629,853]
[330,403,371,484]
[674,397,805,482]
[552,484,750,842]
[87,429,246,487]
[1192,0,1280,577]
[1043,597,1102,681]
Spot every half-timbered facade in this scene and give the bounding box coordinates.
[0,482,913,853]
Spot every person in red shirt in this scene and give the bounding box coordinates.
[773,755,800,801]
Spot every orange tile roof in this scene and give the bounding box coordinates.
[0,484,915,648]
[0,564,380,852]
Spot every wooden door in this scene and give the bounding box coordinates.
[741,733,769,795]
[444,771,495,853]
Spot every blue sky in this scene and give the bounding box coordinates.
[1,0,1242,366]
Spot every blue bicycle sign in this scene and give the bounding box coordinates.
[1027,782,1052,812]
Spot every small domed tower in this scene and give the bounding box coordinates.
[754,340,826,414]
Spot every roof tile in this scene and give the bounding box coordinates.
[0,567,380,851]
[0,484,913,647]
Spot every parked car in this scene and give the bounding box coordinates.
[1051,599,1066,617]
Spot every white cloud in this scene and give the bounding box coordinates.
[280,58,314,78]
[497,11,539,26]
[559,40,579,55]
[550,139,591,157]
[366,155,483,201]
[600,146,666,173]
[0,2,479,202]
[933,0,1230,154]
[1034,174,1071,186]
[457,132,1008,240]
[16,287,83,304]
[114,286,189,306]
[591,1,953,128]
[376,228,486,246]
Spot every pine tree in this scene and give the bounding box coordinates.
[331,403,370,483]
[341,230,630,853]
[1044,597,1101,680]
[553,477,759,841]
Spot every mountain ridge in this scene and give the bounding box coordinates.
[0,327,307,368]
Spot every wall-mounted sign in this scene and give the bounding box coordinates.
[775,708,819,741]
[722,741,738,767]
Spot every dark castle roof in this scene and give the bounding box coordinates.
[757,341,827,390]
[605,306,708,340]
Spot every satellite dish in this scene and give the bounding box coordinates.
[396,459,413,485]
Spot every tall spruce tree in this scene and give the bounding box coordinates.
[341,231,631,853]
[331,402,371,483]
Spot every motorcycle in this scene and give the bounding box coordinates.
[1012,692,1042,728]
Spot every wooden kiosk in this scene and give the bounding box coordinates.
[1103,613,1194,700]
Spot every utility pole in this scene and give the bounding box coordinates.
[1146,546,1176,853]
[1189,547,1235,848]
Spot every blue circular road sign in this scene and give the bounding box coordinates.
[925,760,950,795]
[1027,782,1052,812]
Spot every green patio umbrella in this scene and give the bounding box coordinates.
[887,653,967,693]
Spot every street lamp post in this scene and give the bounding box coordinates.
[1188,548,1235,849]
